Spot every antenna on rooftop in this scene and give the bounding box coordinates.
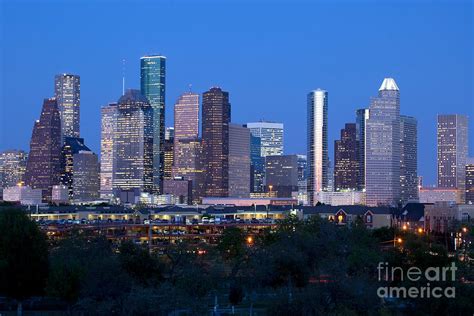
[122,59,126,96]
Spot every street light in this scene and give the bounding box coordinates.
[418,228,423,234]
[462,227,468,234]
[247,236,254,245]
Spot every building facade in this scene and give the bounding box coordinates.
[24,98,62,201]
[100,103,118,199]
[55,74,80,141]
[355,109,369,190]
[140,55,166,194]
[307,89,329,205]
[73,151,99,202]
[164,130,174,180]
[202,87,231,197]
[437,114,468,203]
[113,89,154,198]
[229,124,250,198]
[334,123,358,191]
[245,121,284,157]
[60,137,92,200]
[265,155,299,198]
[465,157,474,204]
[0,150,28,189]
[400,115,418,204]
[365,78,401,206]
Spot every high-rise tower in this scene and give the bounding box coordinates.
[400,115,418,204]
[24,98,62,201]
[202,87,231,197]
[140,55,166,194]
[365,78,401,206]
[437,114,468,203]
[55,74,80,141]
[307,89,328,205]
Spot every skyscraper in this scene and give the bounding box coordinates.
[297,154,308,204]
[202,87,231,197]
[229,124,250,198]
[249,134,264,193]
[100,103,118,199]
[365,78,401,206]
[265,155,299,198]
[400,115,418,204]
[113,89,154,197]
[355,108,369,190]
[24,98,62,201]
[0,150,28,189]
[334,123,358,191]
[466,158,474,204]
[73,151,99,202]
[245,121,284,157]
[140,55,166,194]
[174,92,199,141]
[164,128,174,180]
[60,137,92,200]
[437,114,469,202]
[55,74,80,141]
[307,89,328,205]
[172,138,204,203]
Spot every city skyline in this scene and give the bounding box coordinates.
[1,1,473,186]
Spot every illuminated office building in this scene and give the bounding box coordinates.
[55,74,80,141]
[100,103,118,199]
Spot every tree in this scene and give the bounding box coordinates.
[118,241,163,286]
[0,208,49,315]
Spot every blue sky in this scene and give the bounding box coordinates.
[1,0,472,185]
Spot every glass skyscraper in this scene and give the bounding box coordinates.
[307,89,328,205]
[113,89,154,197]
[437,114,468,202]
[245,121,284,193]
[140,55,166,194]
[24,98,62,202]
[100,103,118,199]
[55,74,80,142]
[400,115,418,204]
[355,108,369,190]
[365,78,401,206]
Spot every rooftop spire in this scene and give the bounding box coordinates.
[379,78,399,91]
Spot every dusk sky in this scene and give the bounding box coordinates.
[1,0,472,186]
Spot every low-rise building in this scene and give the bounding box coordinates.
[3,185,43,205]
[419,187,462,204]
[315,190,365,206]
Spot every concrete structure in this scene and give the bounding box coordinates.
[229,124,250,198]
[140,55,166,194]
[365,78,401,206]
[24,98,62,202]
[202,197,298,206]
[202,87,231,197]
[419,187,461,204]
[334,123,358,191]
[400,115,418,204]
[100,103,118,199]
[307,89,329,205]
[3,185,43,205]
[163,130,174,180]
[297,155,308,205]
[437,114,468,203]
[55,74,80,141]
[315,190,365,206]
[245,121,284,157]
